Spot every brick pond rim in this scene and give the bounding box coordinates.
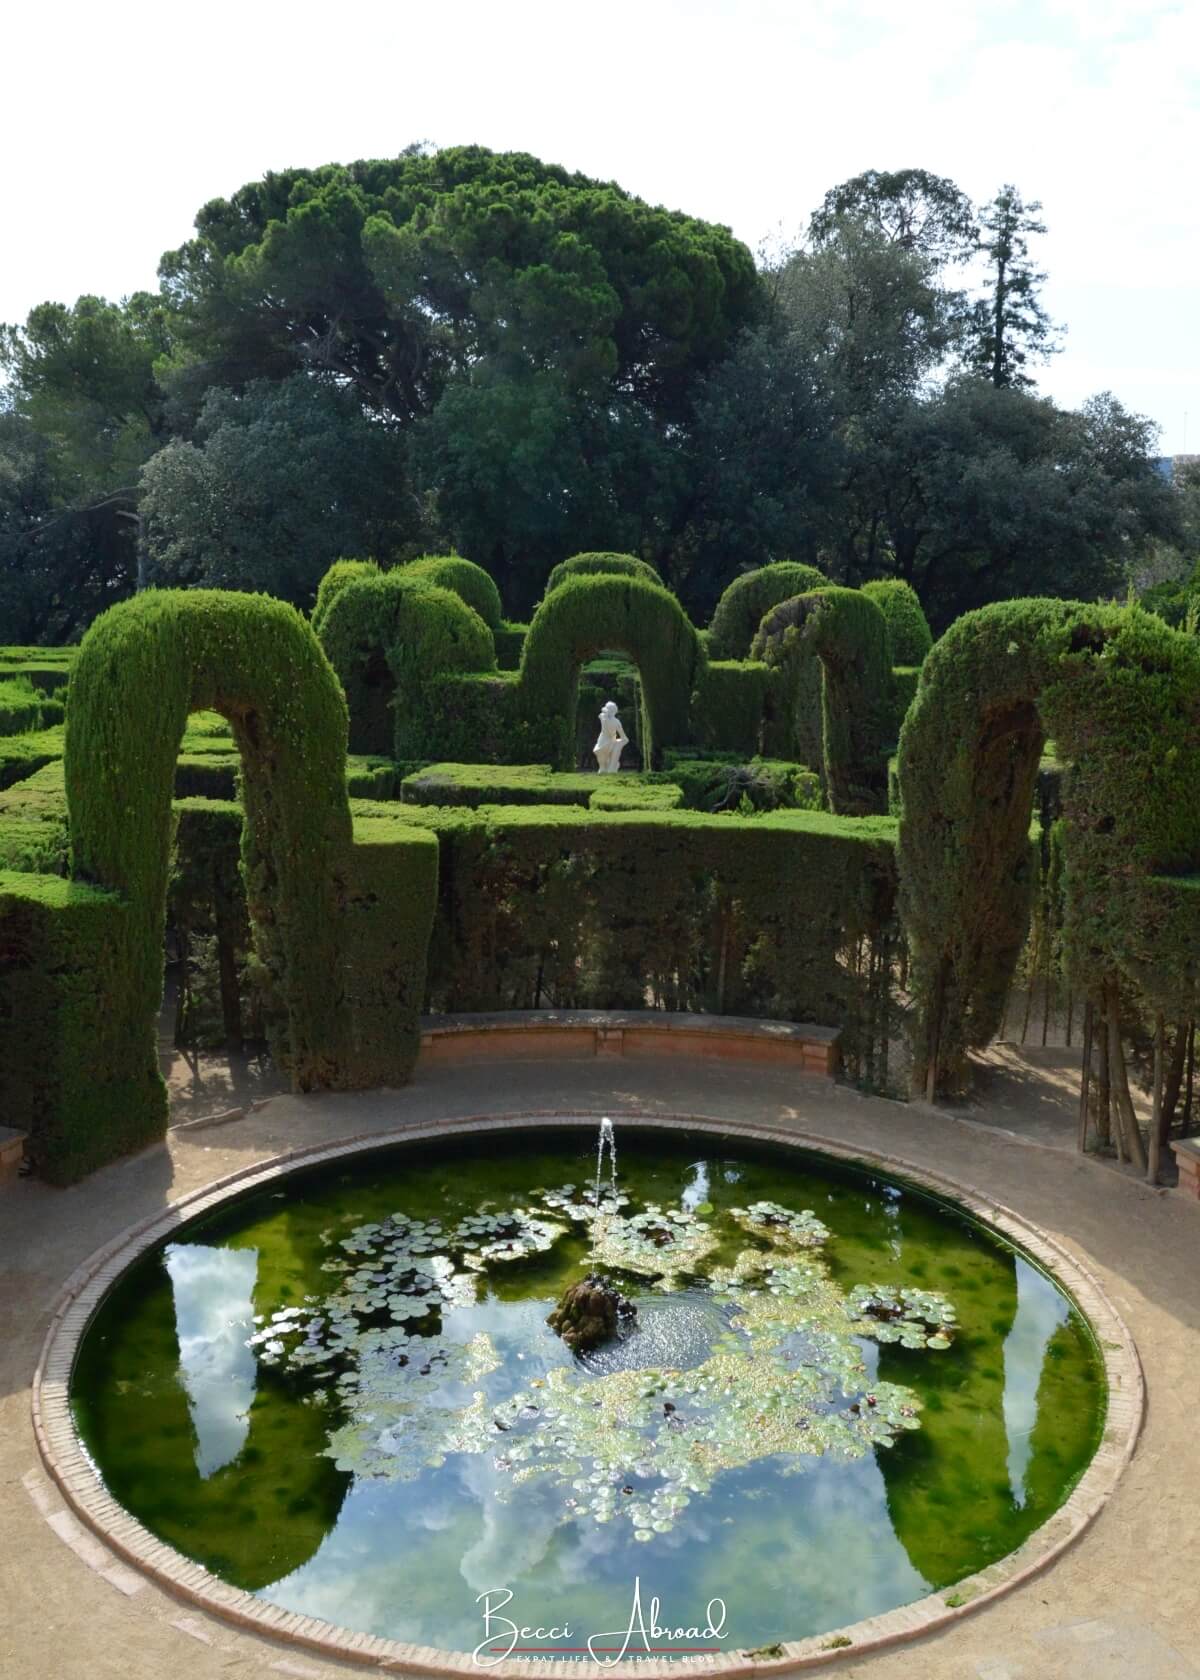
[31,1110,1145,1679]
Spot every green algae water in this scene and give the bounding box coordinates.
[71,1127,1104,1655]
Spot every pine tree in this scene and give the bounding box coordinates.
[968,185,1061,388]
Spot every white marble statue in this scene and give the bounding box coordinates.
[593,701,629,774]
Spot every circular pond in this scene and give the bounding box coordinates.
[64,1122,1114,1665]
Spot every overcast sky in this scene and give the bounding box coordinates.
[3,0,1196,450]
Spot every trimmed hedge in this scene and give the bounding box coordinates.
[400,763,683,812]
[0,676,65,736]
[399,802,898,1077]
[0,727,64,790]
[64,591,361,1170]
[654,753,821,813]
[861,580,934,666]
[897,599,1200,1097]
[0,872,129,1182]
[890,667,921,741]
[404,554,503,630]
[311,558,381,636]
[753,588,893,816]
[515,574,702,768]
[690,660,774,755]
[318,571,496,757]
[707,562,827,660]
[495,621,529,670]
[544,551,661,596]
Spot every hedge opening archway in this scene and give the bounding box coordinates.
[515,574,704,768]
[753,587,894,816]
[65,590,359,1153]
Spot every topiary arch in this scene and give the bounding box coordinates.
[312,558,381,637]
[860,579,934,666]
[516,574,703,768]
[65,590,437,1169]
[752,588,893,816]
[897,598,1200,1101]
[707,562,827,661]
[403,553,504,630]
[318,571,496,757]
[544,551,662,597]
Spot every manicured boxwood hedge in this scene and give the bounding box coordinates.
[403,554,503,630]
[0,871,131,1183]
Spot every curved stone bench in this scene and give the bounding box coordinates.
[419,1010,840,1075]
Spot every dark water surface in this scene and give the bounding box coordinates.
[71,1128,1105,1655]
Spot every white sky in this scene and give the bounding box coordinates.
[3,0,1196,450]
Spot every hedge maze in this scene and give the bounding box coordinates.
[4,549,1195,1185]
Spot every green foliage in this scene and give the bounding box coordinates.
[400,763,682,811]
[140,378,414,606]
[311,559,381,636]
[0,675,63,735]
[897,598,1200,1096]
[689,659,775,754]
[65,590,357,1161]
[404,554,503,629]
[515,575,702,768]
[890,667,922,740]
[965,186,1060,388]
[55,589,435,1177]
[494,621,528,670]
[544,552,661,596]
[809,170,978,268]
[0,872,128,1182]
[0,726,64,790]
[753,589,893,815]
[654,753,821,813]
[707,562,828,660]
[860,580,933,665]
[318,571,496,757]
[399,803,897,1067]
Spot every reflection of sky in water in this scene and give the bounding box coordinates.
[259,1294,927,1652]
[1002,1261,1069,1508]
[165,1243,258,1479]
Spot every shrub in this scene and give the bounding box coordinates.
[318,572,496,757]
[494,621,529,669]
[707,562,827,660]
[896,598,1200,1097]
[404,554,504,630]
[753,588,893,816]
[544,552,662,596]
[311,558,381,636]
[516,574,702,768]
[861,580,934,665]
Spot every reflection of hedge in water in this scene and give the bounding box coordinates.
[70,1242,350,1591]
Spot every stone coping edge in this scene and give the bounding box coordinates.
[420,1012,841,1044]
[32,1109,1144,1679]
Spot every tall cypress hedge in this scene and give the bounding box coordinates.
[861,580,933,666]
[404,554,504,630]
[318,571,497,756]
[707,562,827,660]
[65,590,361,1156]
[897,598,1200,1097]
[753,588,893,816]
[514,574,703,768]
[544,552,661,595]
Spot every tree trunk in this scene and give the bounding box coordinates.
[1077,1001,1093,1152]
[1147,1013,1164,1185]
[1106,980,1147,1171]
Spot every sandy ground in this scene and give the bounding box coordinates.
[3,1053,1199,1680]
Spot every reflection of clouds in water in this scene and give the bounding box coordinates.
[457,1452,564,1592]
[680,1159,711,1213]
[164,1243,258,1479]
[1002,1260,1069,1508]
